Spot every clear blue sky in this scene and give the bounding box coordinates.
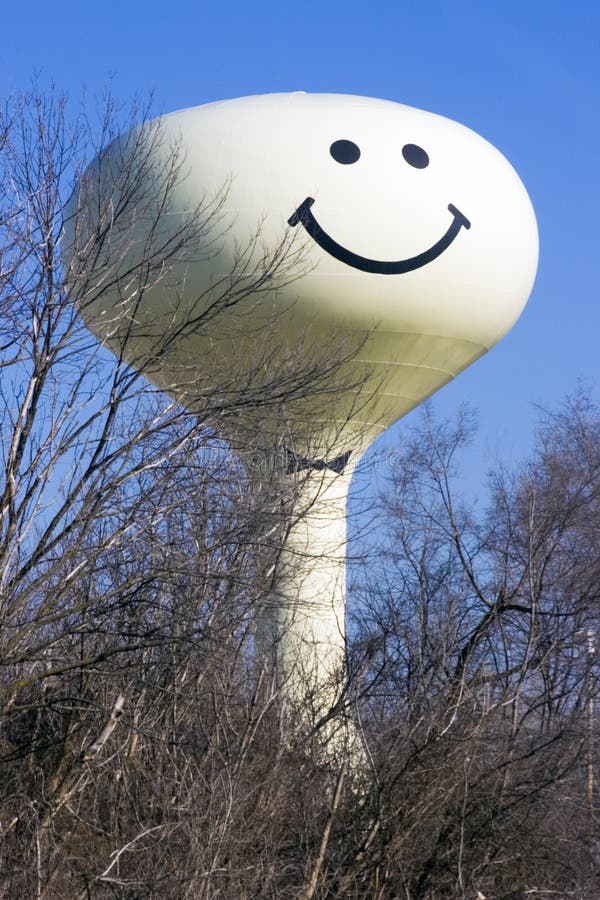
[2,0,598,493]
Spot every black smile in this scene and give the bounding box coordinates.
[288,198,471,275]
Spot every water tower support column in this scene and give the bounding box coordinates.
[256,456,357,728]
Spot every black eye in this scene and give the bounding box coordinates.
[330,139,361,165]
[402,144,429,169]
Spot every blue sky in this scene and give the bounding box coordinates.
[2,0,598,495]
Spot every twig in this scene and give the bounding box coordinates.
[82,693,125,763]
[302,761,347,900]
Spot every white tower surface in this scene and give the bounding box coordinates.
[64,93,538,725]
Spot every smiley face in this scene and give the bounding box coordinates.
[288,138,471,275]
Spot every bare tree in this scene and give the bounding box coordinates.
[345,396,600,898]
[0,88,367,898]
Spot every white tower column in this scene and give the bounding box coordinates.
[256,455,357,721]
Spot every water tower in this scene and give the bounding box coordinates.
[64,93,538,719]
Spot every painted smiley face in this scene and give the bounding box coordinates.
[288,137,471,275]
